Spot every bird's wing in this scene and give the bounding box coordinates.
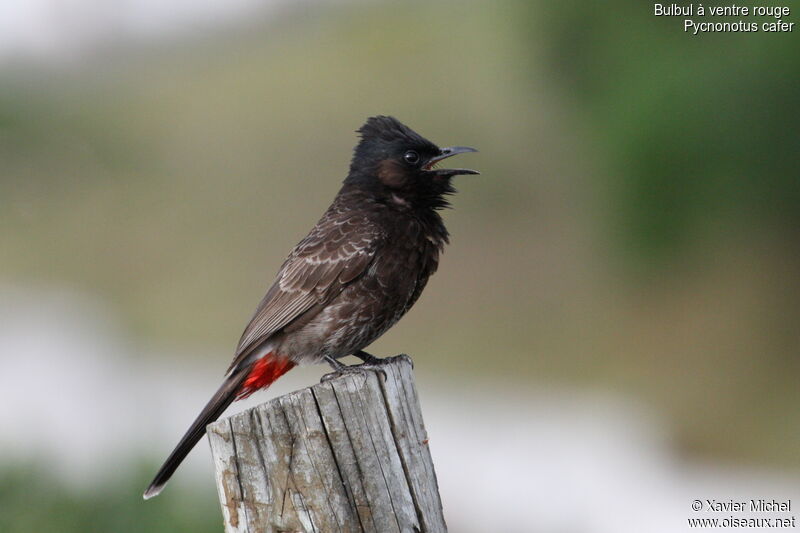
[227,211,382,373]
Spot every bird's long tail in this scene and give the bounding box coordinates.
[143,353,295,499]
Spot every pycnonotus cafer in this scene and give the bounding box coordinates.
[143,115,478,499]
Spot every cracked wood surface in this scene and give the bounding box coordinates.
[207,355,447,533]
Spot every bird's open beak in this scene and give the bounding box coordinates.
[423,146,479,177]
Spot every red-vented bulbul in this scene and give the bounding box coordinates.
[143,115,478,499]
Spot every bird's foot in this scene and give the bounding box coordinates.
[320,353,412,383]
[319,365,386,383]
[386,353,414,368]
[353,351,413,368]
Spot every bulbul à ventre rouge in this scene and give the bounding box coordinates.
[143,115,478,499]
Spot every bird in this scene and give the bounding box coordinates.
[143,115,478,499]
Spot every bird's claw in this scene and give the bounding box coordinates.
[319,371,341,383]
[320,363,388,383]
[389,353,413,368]
[319,353,416,384]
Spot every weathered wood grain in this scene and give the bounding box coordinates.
[207,355,447,533]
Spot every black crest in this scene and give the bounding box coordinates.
[349,116,439,175]
[357,116,430,145]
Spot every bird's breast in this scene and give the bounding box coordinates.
[277,208,447,362]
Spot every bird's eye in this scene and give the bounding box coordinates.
[403,150,420,165]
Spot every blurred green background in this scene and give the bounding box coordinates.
[1,1,798,531]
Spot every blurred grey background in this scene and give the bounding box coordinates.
[1,1,798,532]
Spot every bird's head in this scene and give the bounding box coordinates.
[345,116,478,210]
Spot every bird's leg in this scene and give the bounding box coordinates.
[353,351,413,369]
[324,355,349,372]
[320,353,414,383]
[320,354,388,382]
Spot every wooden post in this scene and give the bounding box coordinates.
[207,355,447,533]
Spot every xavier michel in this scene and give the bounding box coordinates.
[704,499,792,512]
